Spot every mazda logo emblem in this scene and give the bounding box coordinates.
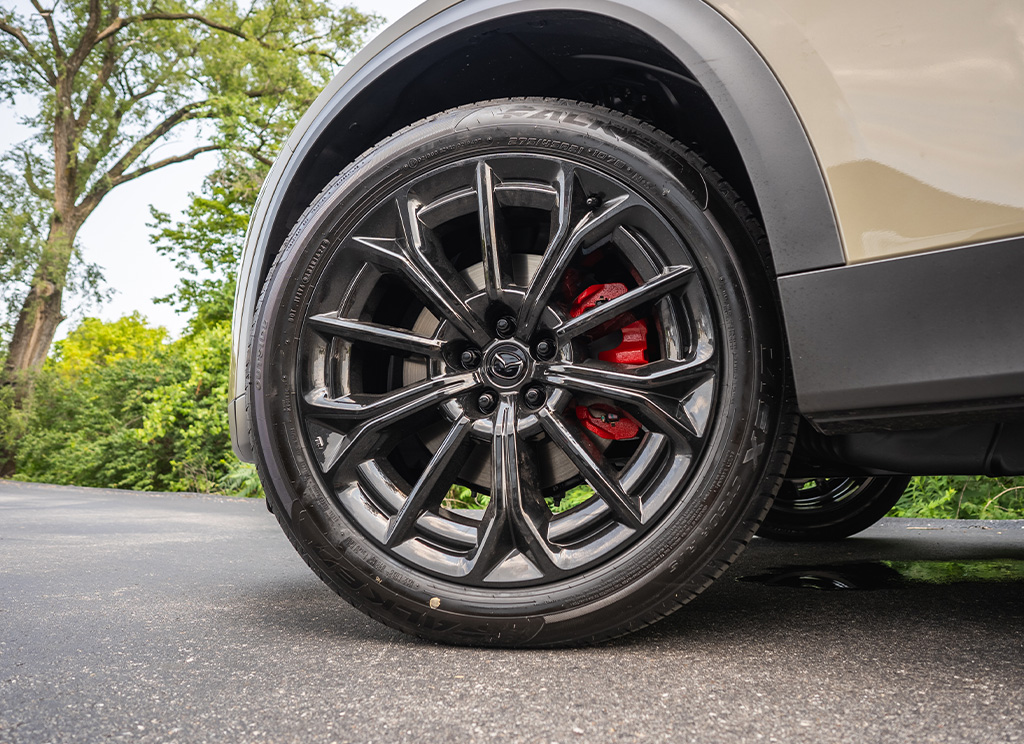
[491,350,526,380]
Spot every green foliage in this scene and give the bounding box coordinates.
[136,322,235,492]
[0,0,380,491]
[442,478,1024,520]
[15,316,186,489]
[889,475,1024,520]
[443,484,488,510]
[7,153,273,495]
[0,162,44,340]
[220,461,265,499]
[13,314,255,495]
[441,483,597,514]
[552,484,596,513]
[148,156,264,332]
[882,559,1024,584]
[52,312,167,376]
[0,372,25,473]
[1,0,380,200]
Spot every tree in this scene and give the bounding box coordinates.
[148,153,265,333]
[12,160,269,494]
[0,156,109,344]
[0,0,378,384]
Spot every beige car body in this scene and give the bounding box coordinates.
[710,0,1024,263]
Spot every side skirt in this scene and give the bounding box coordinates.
[780,235,1024,432]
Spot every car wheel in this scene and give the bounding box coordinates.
[248,98,793,646]
[758,476,911,541]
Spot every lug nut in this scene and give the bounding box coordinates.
[523,386,546,409]
[460,348,481,369]
[534,339,556,361]
[495,316,516,338]
[477,391,497,414]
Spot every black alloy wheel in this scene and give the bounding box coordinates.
[758,476,912,542]
[249,99,792,646]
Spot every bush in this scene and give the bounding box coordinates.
[13,314,258,497]
[890,476,1024,519]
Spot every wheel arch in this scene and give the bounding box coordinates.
[229,0,843,461]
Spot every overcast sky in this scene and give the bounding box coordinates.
[0,0,422,340]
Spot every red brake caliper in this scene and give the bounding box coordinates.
[569,283,647,440]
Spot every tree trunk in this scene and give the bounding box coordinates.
[0,222,78,475]
[4,220,78,369]
[5,265,68,375]
[4,86,81,382]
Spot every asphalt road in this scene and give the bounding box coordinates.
[1,480,1022,744]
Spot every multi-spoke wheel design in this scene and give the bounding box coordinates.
[758,476,911,541]
[299,154,712,586]
[249,99,790,645]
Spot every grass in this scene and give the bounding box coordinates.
[442,483,596,513]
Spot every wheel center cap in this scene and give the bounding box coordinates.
[485,344,529,386]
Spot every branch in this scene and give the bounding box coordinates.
[29,0,64,62]
[77,144,220,215]
[76,47,126,131]
[74,37,117,132]
[250,149,273,167]
[102,100,210,184]
[82,66,168,161]
[245,86,288,98]
[78,60,186,182]
[23,152,54,201]
[95,12,248,44]
[77,106,126,186]
[293,46,340,66]
[120,71,170,113]
[0,17,56,84]
[65,0,103,74]
[116,144,220,185]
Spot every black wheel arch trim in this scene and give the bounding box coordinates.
[230,0,845,461]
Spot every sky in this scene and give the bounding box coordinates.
[0,0,422,341]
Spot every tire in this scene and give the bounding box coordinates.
[757,476,911,542]
[248,98,793,646]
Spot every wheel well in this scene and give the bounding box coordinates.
[262,11,758,287]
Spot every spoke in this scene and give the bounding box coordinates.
[469,396,559,579]
[538,410,642,528]
[307,374,478,473]
[384,415,472,546]
[469,498,513,581]
[554,265,695,342]
[397,196,489,345]
[307,313,443,357]
[476,161,514,303]
[304,374,474,420]
[349,204,488,347]
[544,350,714,390]
[541,367,699,444]
[518,166,641,337]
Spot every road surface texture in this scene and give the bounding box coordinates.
[1,480,1022,743]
